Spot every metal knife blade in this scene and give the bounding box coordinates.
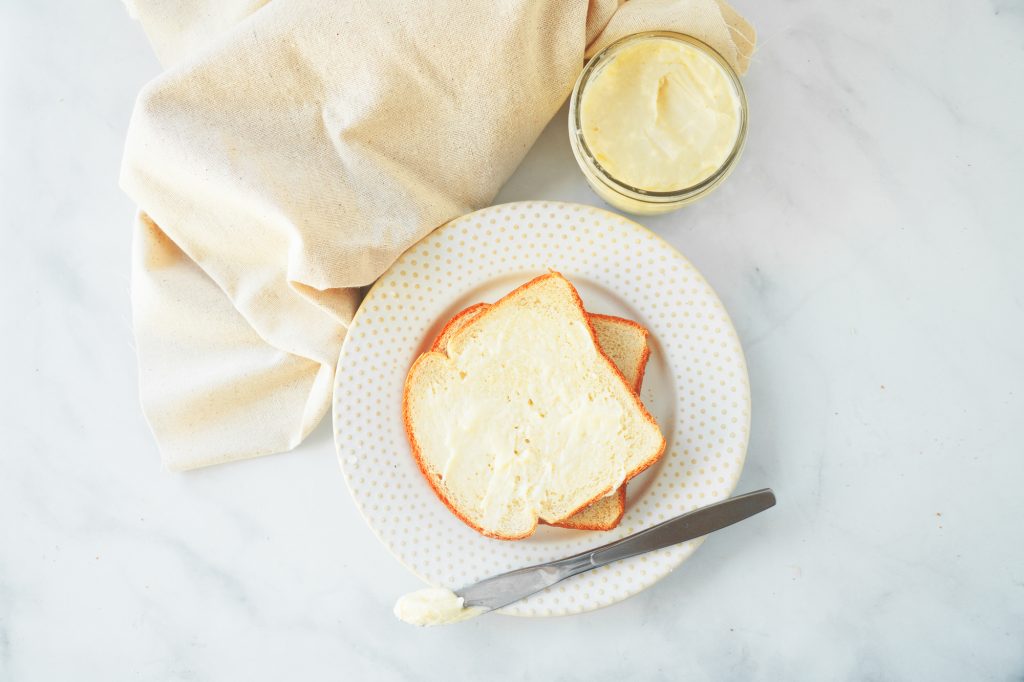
[456,488,775,613]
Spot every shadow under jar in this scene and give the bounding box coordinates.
[569,31,748,215]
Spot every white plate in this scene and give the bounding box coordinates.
[333,201,750,617]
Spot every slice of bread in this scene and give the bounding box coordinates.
[432,307,650,531]
[403,273,665,540]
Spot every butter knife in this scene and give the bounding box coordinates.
[457,488,775,613]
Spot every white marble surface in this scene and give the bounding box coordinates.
[2,0,1022,679]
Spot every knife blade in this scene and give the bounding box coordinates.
[456,488,775,612]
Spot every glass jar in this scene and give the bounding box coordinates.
[568,31,748,216]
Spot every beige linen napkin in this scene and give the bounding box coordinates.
[122,0,755,471]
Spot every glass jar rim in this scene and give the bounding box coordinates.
[569,31,748,205]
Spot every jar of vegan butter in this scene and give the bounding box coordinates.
[569,32,748,215]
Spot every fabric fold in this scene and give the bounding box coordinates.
[121,0,755,470]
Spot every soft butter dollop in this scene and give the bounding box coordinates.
[393,587,484,626]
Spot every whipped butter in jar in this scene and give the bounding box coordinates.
[569,32,747,215]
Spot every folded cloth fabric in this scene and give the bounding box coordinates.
[121,0,755,471]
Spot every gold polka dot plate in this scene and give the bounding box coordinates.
[334,201,750,617]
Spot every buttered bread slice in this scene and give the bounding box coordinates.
[432,305,651,531]
[403,273,665,540]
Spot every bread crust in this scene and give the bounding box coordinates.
[430,303,489,353]
[402,273,665,540]
[587,313,652,397]
[550,485,628,531]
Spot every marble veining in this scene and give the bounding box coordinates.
[1,0,1022,680]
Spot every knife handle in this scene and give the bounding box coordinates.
[556,489,776,576]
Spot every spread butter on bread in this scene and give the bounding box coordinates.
[432,307,651,531]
